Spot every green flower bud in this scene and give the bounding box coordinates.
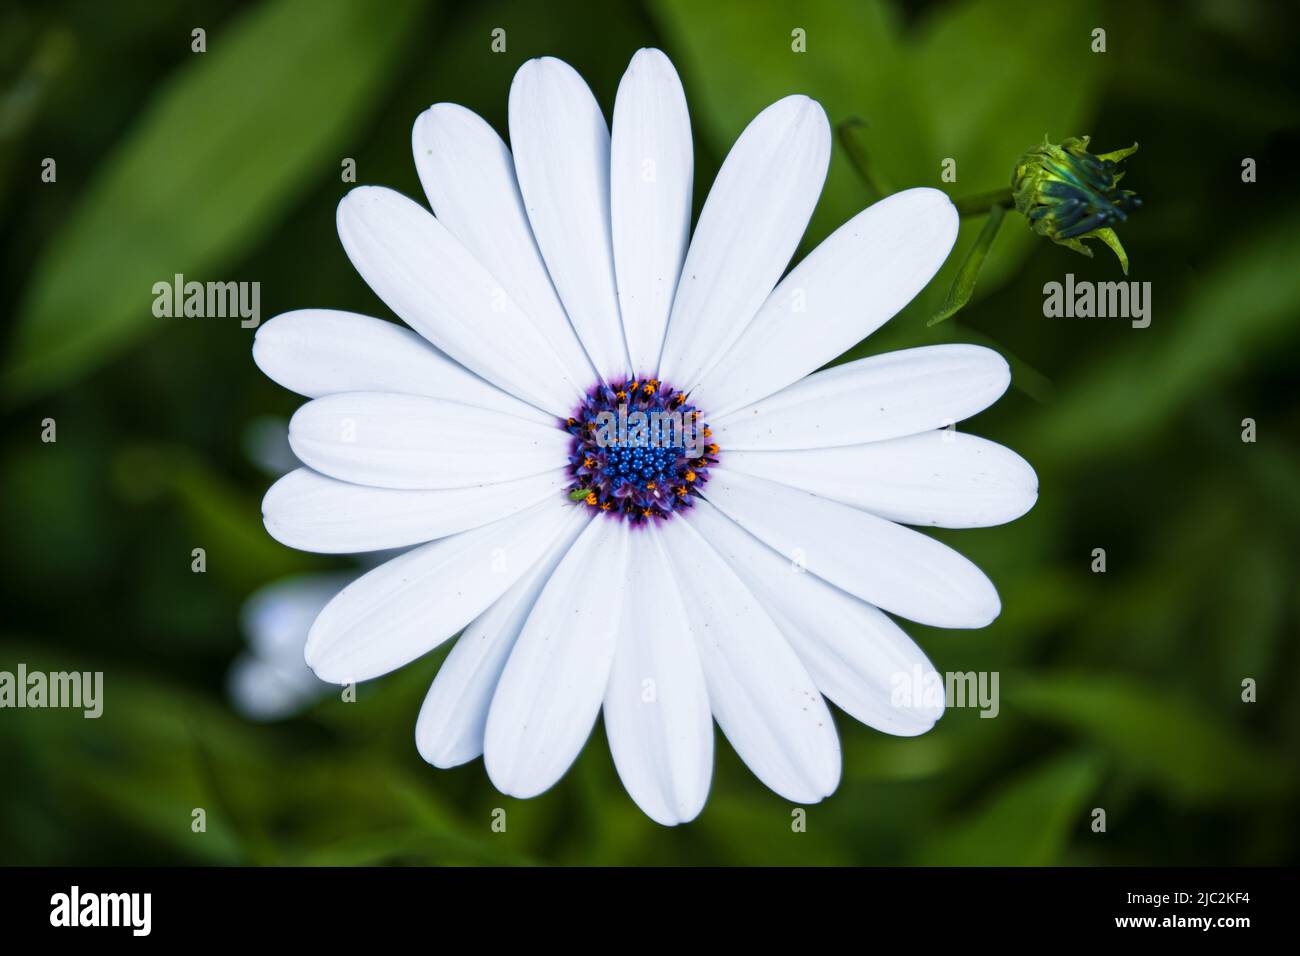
[1012,135,1140,274]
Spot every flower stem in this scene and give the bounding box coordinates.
[952,187,1014,217]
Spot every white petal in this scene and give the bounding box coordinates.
[658,516,840,804]
[336,185,585,416]
[610,48,693,375]
[485,517,631,798]
[724,432,1038,529]
[305,500,585,683]
[416,511,590,769]
[692,189,960,416]
[288,391,569,490]
[412,104,594,387]
[252,309,551,425]
[703,468,1000,629]
[687,502,942,735]
[509,58,629,381]
[262,466,569,553]
[712,344,1010,451]
[657,95,830,390]
[603,526,713,825]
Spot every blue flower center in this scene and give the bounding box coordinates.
[563,378,717,523]
[604,442,678,483]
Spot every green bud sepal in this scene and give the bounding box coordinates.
[1012,135,1141,274]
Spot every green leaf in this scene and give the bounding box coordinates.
[3,0,427,402]
[1009,672,1298,806]
[928,203,1006,326]
[916,753,1101,865]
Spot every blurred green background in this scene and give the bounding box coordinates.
[2,0,1298,866]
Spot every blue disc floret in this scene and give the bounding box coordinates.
[564,377,717,523]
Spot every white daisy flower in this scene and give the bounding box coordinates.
[253,49,1037,824]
